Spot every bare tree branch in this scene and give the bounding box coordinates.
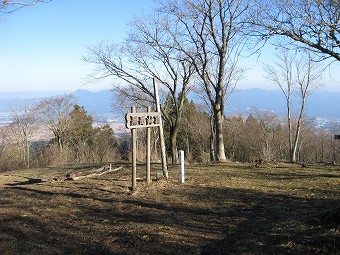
[253,0,340,62]
[159,0,251,161]
[84,12,195,163]
[264,48,323,162]
[0,0,50,13]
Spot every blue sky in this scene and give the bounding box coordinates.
[0,0,154,92]
[1,0,339,93]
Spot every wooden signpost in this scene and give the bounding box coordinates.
[125,78,168,190]
[125,111,161,129]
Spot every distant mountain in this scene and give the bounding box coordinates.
[307,90,340,119]
[0,89,112,111]
[0,89,119,125]
[1,89,340,123]
[225,89,287,116]
[0,91,71,112]
[72,89,113,117]
[0,91,72,100]
[225,88,340,119]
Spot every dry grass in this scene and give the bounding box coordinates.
[0,162,339,254]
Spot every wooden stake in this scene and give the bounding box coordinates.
[153,77,168,179]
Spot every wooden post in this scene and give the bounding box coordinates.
[153,77,168,179]
[125,101,163,188]
[146,106,151,184]
[131,106,137,190]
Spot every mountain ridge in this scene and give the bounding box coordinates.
[1,88,340,120]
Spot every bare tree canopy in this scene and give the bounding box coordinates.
[35,94,75,152]
[264,48,323,162]
[0,0,49,13]
[159,0,251,161]
[253,0,340,61]
[9,102,38,168]
[85,0,254,162]
[84,12,195,163]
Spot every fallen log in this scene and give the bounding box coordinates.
[67,165,123,180]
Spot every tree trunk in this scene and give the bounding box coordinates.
[291,136,298,163]
[291,97,306,163]
[153,129,159,161]
[58,136,63,152]
[214,107,227,161]
[210,134,216,162]
[286,95,294,163]
[26,140,30,169]
[169,126,179,164]
[209,115,216,162]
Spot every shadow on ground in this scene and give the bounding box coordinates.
[0,164,339,254]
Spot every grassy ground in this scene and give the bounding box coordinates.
[0,162,339,255]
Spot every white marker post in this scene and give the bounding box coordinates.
[179,150,185,184]
[146,106,151,184]
[131,106,137,190]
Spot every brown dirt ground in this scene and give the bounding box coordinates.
[0,162,339,255]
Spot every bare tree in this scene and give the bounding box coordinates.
[8,102,37,168]
[264,49,322,162]
[0,0,49,14]
[160,0,250,161]
[264,49,295,161]
[225,115,245,161]
[255,111,280,161]
[292,51,323,162]
[298,121,333,163]
[329,119,340,162]
[84,14,195,163]
[253,0,340,62]
[0,126,8,161]
[35,95,75,152]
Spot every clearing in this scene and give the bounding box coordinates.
[0,162,339,254]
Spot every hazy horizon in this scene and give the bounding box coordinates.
[2,86,340,100]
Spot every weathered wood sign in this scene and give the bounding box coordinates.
[125,78,168,191]
[125,112,161,129]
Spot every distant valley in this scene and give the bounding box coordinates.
[1,88,340,128]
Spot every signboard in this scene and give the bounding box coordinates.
[126,78,168,191]
[125,112,161,129]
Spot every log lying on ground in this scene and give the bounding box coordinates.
[66,165,123,180]
[36,165,123,182]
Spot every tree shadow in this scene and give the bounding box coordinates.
[0,214,122,255]
[1,170,339,254]
[6,177,46,186]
